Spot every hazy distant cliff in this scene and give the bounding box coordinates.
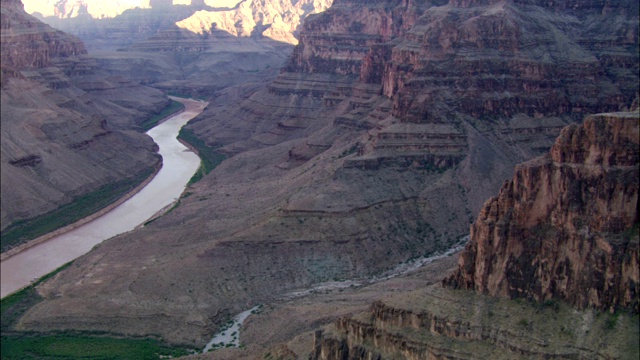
[445,111,639,313]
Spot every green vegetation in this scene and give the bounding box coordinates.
[1,168,156,253]
[1,335,190,360]
[1,263,72,332]
[604,312,620,330]
[139,100,185,132]
[178,128,226,186]
[167,91,192,99]
[1,263,191,360]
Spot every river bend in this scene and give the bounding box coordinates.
[0,97,206,298]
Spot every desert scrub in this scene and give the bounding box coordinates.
[0,167,156,253]
[139,100,185,132]
[178,128,226,185]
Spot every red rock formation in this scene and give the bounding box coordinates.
[445,112,639,313]
[381,0,639,123]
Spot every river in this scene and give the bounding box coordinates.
[0,97,206,299]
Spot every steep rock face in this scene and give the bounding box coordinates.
[445,112,639,313]
[175,0,333,45]
[284,0,436,75]
[0,0,167,239]
[378,0,639,130]
[22,1,320,98]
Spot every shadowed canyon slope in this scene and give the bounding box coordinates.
[15,0,639,352]
[0,0,169,243]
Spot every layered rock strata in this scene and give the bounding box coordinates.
[445,111,639,313]
[1,1,85,73]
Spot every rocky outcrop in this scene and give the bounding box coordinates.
[445,112,639,313]
[174,0,333,45]
[25,0,332,49]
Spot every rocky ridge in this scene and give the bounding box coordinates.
[1,0,86,72]
[310,285,638,360]
[22,0,331,99]
[23,0,333,48]
[174,0,333,45]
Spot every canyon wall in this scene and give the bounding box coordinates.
[1,0,86,71]
[21,0,332,98]
[23,0,333,48]
[445,111,639,313]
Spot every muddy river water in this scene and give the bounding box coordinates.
[0,97,206,298]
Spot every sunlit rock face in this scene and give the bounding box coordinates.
[22,0,333,45]
[175,0,334,44]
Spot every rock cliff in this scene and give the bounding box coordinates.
[445,111,639,313]
[308,111,639,360]
[23,0,333,48]
[22,1,330,98]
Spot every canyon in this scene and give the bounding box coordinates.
[1,0,638,358]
